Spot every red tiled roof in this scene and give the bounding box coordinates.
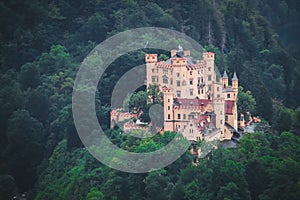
[225,100,235,114]
[193,114,210,131]
[111,110,137,118]
[174,98,211,112]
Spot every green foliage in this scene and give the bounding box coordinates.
[272,107,293,133]
[129,91,147,113]
[145,170,173,200]
[292,107,300,132]
[147,84,163,104]
[0,175,17,200]
[5,109,44,191]
[86,187,105,200]
[1,0,300,199]
[237,86,256,116]
[19,63,40,90]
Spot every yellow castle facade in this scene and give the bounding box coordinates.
[145,47,239,141]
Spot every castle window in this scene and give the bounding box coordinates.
[170,78,173,85]
[190,89,193,96]
[152,76,158,82]
[217,87,219,91]
[176,81,181,87]
[217,94,220,98]
[163,77,168,84]
[168,114,171,119]
[208,85,212,91]
[178,114,181,119]
[201,77,204,83]
[176,91,181,97]
[198,90,200,95]
[177,73,180,77]
[183,114,186,119]
[168,106,170,110]
[190,71,193,75]
[227,94,231,98]
[220,120,223,124]
[208,67,211,71]
[189,79,193,85]
[225,116,228,121]
[151,68,158,73]
[201,89,204,94]
[168,99,170,102]
[208,75,212,81]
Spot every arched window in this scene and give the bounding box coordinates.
[162,75,168,84]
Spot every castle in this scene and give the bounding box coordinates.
[111,47,240,142]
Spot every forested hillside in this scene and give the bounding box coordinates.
[0,0,300,199]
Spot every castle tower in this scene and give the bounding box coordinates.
[213,98,225,129]
[232,72,238,101]
[232,72,238,130]
[202,52,215,99]
[145,54,158,87]
[202,52,215,82]
[163,88,174,131]
[221,71,228,88]
[232,72,238,89]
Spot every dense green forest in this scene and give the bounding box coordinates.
[1,0,300,199]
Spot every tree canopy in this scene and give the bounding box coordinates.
[0,0,300,199]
